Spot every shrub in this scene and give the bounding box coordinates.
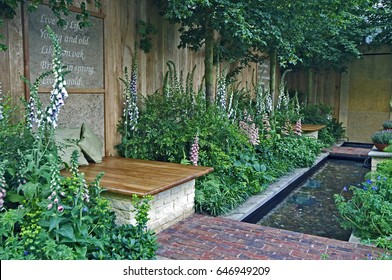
[383,120,392,130]
[273,136,323,168]
[372,130,392,144]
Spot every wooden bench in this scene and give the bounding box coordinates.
[296,124,326,139]
[68,157,213,232]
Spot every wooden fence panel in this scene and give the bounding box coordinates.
[286,69,341,118]
[2,0,257,155]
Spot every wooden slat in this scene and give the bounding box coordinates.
[8,6,25,110]
[64,157,213,196]
[300,124,326,132]
[38,87,106,93]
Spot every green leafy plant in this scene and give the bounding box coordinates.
[273,136,323,168]
[372,130,392,144]
[383,120,392,130]
[335,159,392,254]
[117,61,323,216]
[93,195,157,260]
[137,20,158,53]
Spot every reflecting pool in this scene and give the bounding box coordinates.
[256,159,369,241]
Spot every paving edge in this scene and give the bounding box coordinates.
[223,152,330,221]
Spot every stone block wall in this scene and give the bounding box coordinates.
[368,149,392,172]
[103,179,196,233]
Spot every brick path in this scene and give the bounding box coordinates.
[157,214,386,260]
[328,146,371,159]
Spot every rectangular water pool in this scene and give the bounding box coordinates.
[254,159,369,241]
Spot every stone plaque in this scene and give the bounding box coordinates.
[28,5,104,89]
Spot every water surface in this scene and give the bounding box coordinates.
[257,159,369,241]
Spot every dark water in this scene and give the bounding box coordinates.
[257,159,369,241]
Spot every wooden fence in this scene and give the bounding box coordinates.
[285,69,342,119]
[0,0,260,155]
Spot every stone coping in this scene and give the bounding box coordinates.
[223,152,330,221]
[368,147,392,158]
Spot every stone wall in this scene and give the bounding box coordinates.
[369,148,392,172]
[103,180,196,233]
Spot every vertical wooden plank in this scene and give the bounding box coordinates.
[0,19,10,97]
[145,0,159,94]
[334,72,341,119]
[153,2,165,95]
[137,0,147,96]
[8,6,25,109]
[104,0,124,156]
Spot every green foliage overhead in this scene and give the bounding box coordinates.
[153,0,381,71]
[366,0,392,44]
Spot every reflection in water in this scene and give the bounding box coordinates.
[257,159,369,241]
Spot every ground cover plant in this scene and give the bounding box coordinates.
[0,27,156,260]
[117,60,323,216]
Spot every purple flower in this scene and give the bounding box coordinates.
[367,253,372,260]
[189,135,199,166]
[293,119,302,136]
[24,251,29,256]
[57,205,64,212]
[372,186,378,191]
[343,186,348,192]
[239,112,260,146]
[363,186,368,191]
[366,179,372,184]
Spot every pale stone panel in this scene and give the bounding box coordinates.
[103,179,196,233]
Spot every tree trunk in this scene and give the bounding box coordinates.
[205,17,215,107]
[269,48,277,110]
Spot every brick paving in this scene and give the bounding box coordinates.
[157,214,387,260]
[328,146,372,159]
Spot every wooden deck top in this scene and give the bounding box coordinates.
[300,124,326,132]
[70,157,213,196]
